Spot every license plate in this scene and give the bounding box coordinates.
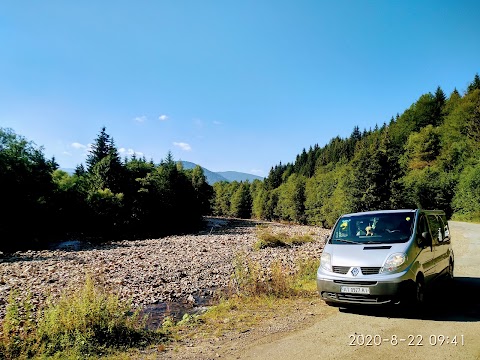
[340,286,370,294]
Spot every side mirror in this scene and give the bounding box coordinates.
[419,231,432,247]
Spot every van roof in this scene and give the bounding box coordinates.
[341,209,445,217]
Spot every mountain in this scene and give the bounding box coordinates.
[180,161,229,184]
[216,171,264,183]
[180,161,263,185]
[61,163,263,185]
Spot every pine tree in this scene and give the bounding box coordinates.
[435,86,446,105]
[467,73,480,94]
[350,126,362,142]
[86,127,111,172]
[434,86,446,124]
[74,163,86,176]
[85,127,125,193]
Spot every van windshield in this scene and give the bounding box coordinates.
[331,211,415,245]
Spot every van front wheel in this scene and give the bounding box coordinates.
[447,261,454,281]
[415,279,425,305]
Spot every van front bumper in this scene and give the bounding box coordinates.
[317,269,415,305]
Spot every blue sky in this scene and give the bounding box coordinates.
[1,1,479,176]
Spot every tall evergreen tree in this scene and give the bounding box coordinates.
[74,163,86,177]
[86,127,112,171]
[467,73,480,94]
[434,86,446,124]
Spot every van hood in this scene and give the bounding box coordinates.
[327,243,408,267]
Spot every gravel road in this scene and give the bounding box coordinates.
[235,221,480,360]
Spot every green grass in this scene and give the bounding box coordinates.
[451,212,480,224]
[168,254,320,340]
[0,275,167,359]
[254,226,314,250]
[228,252,318,298]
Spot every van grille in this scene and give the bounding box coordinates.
[332,266,381,275]
[332,266,350,274]
[333,280,377,285]
[336,294,392,304]
[322,292,394,304]
[361,267,381,275]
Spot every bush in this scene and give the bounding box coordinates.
[254,227,314,250]
[229,253,318,298]
[0,275,166,359]
[0,290,36,359]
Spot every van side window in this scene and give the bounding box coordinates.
[439,215,450,243]
[427,215,442,244]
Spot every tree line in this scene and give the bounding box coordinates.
[213,74,480,226]
[0,127,212,251]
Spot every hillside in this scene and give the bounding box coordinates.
[180,161,263,184]
[212,74,480,225]
[217,171,263,183]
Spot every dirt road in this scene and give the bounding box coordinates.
[236,221,480,360]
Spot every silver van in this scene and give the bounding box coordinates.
[317,209,453,306]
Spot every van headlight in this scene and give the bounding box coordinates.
[320,252,332,272]
[380,253,407,273]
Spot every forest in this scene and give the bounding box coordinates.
[0,127,212,250]
[213,74,480,227]
[1,74,479,250]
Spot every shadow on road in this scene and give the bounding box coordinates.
[339,277,480,322]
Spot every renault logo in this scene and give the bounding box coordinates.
[351,267,359,276]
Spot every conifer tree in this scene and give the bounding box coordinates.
[434,86,446,124]
[74,163,86,176]
[86,127,111,171]
[467,73,480,94]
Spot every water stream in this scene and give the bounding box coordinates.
[140,289,216,330]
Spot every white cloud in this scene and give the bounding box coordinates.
[62,151,72,156]
[213,120,222,125]
[134,115,147,123]
[173,142,192,151]
[71,142,86,149]
[159,114,168,121]
[119,147,144,157]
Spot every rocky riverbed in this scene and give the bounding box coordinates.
[0,218,329,323]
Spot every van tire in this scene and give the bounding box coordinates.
[446,260,454,281]
[415,280,425,305]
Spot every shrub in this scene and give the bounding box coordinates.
[229,253,318,298]
[0,290,36,359]
[0,275,166,359]
[254,227,314,250]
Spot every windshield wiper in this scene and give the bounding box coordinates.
[333,238,361,244]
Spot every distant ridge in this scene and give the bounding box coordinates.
[216,171,264,183]
[180,161,263,185]
[61,163,263,185]
[181,161,229,184]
